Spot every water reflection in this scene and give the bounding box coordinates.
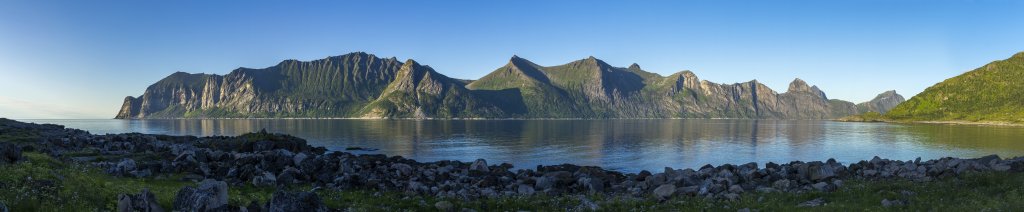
[21,119,1024,172]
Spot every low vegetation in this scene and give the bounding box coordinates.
[2,151,1024,211]
[886,52,1024,123]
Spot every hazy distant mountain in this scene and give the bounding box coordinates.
[116,52,883,119]
[856,90,905,114]
[887,51,1024,122]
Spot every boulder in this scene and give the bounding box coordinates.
[116,188,164,212]
[0,142,22,164]
[173,180,229,212]
[110,158,138,176]
[517,184,535,195]
[266,191,328,212]
[808,163,836,182]
[391,163,414,176]
[797,198,825,207]
[434,200,454,212]
[292,153,309,166]
[881,199,907,207]
[470,159,489,173]
[276,167,302,185]
[653,184,676,199]
[252,171,277,186]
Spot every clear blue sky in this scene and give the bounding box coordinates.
[1,0,1022,119]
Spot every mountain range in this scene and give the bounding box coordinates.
[115,52,903,119]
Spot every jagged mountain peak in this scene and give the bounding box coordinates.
[787,78,811,93]
[628,63,641,71]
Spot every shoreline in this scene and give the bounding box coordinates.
[835,118,1024,127]
[2,118,1024,210]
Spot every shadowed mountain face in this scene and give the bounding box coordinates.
[116,52,882,119]
[856,90,906,114]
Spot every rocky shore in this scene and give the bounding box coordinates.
[2,118,1024,211]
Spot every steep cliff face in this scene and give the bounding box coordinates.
[117,52,881,119]
[856,90,906,114]
[116,52,404,118]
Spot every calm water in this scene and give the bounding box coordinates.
[19,119,1024,173]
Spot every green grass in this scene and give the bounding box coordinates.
[3,152,1024,211]
[887,52,1024,123]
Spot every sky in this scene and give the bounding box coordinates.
[1,0,1022,119]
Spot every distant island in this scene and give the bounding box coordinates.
[116,52,903,119]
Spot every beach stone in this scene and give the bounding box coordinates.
[653,184,676,199]
[392,163,414,176]
[517,184,535,195]
[811,182,832,192]
[797,198,825,207]
[728,185,744,194]
[435,201,454,212]
[576,196,600,211]
[808,163,836,181]
[173,180,229,212]
[267,191,328,212]
[252,171,277,186]
[470,159,489,173]
[772,179,791,190]
[117,188,164,212]
[292,153,308,166]
[882,199,907,207]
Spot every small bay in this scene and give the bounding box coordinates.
[21,119,1024,173]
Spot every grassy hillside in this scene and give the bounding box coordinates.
[887,52,1024,123]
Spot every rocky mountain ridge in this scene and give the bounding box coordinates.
[116,52,901,119]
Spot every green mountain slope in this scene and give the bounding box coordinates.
[887,52,1024,122]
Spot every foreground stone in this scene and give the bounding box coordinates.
[117,188,163,212]
[172,180,229,211]
[266,191,329,212]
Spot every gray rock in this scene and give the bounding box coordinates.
[653,184,676,199]
[173,180,229,212]
[0,142,21,164]
[470,159,489,173]
[797,198,825,207]
[808,163,836,181]
[117,188,164,212]
[267,191,328,212]
[534,176,554,190]
[517,184,535,195]
[679,186,700,196]
[881,199,907,207]
[579,177,604,193]
[811,182,831,192]
[435,201,455,212]
[292,153,308,166]
[722,193,740,201]
[277,167,302,185]
[728,185,744,194]
[392,163,414,176]
[772,179,791,190]
[576,196,600,211]
[252,171,277,186]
